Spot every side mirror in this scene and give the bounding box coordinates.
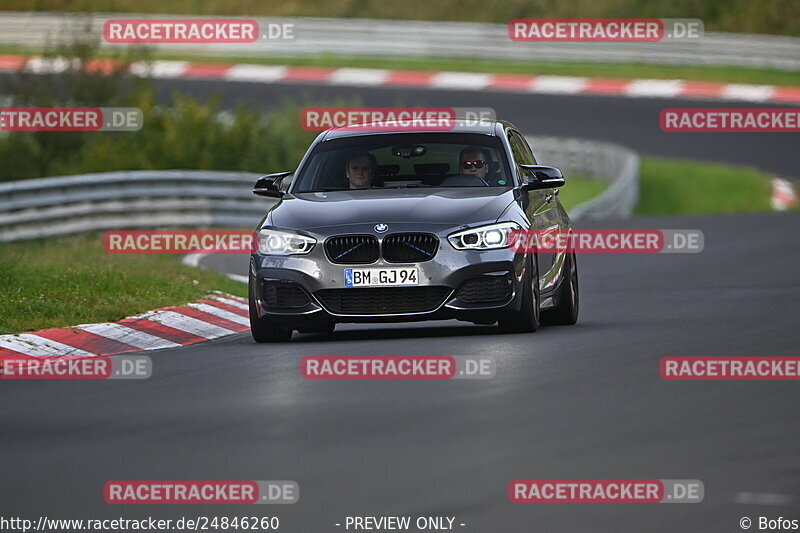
[519,165,565,190]
[253,171,292,197]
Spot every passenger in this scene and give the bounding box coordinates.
[345,151,378,189]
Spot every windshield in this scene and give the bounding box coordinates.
[291,134,513,193]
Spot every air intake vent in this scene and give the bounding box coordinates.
[382,233,439,263]
[325,235,379,264]
[315,286,451,315]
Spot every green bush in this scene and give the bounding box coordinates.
[0,25,319,181]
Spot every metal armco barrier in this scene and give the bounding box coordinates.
[527,136,640,220]
[0,137,639,241]
[0,12,798,71]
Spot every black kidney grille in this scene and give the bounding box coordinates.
[456,276,511,303]
[325,235,379,264]
[315,286,451,315]
[382,233,439,263]
[262,281,311,309]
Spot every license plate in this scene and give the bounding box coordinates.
[344,267,418,287]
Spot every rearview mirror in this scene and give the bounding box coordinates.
[253,171,292,197]
[519,165,565,190]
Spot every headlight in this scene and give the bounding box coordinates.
[448,222,521,250]
[258,228,316,255]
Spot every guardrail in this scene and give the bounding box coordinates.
[0,137,639,241]
[527,136,640,220]
[1,12,798,71]
[0,170,271,241]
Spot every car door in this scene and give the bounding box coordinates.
[507,130,559,286]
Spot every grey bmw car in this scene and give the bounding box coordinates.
[248,119,578,342]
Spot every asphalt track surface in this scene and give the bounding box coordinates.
[1,79,799,532]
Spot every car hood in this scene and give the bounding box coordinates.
[269,188,517,230]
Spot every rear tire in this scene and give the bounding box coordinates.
[498,255,540,333]
[249,280,293,342]
[540,252,579,326]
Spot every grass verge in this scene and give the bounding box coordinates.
[0,233,247,334]
[563,157,780,216]
[636,157,775,215]
[558,175,609,212]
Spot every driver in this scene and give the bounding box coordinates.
[459,146,491,182]
[345,151,378,189]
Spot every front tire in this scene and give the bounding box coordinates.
[249,280,293,342]
[540,252,579,326]
[498,255,540,333]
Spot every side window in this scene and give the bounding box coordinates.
[517,132,538,164]
[509,131,535,165]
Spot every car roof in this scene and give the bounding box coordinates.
[322,119,513,140]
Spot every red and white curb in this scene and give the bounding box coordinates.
[1,54,800,103]
[771,177,798,211]
[0,292,249,359]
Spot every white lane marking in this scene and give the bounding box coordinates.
[136,310,235,338]
[771,177,797,211]
[530,76,588,94]
[187,303,249,326]
[225,273,249,283]
[210,295,249,310]
[77,323,180,350]
[224,64,288,82]
[625,79,684,98]
[23,56,72,74]
[721,84,775,101]
[181,253,207,268]
[328,68,390,86]
[735,491,798,506]
[0,334,93,357]
[130,60,188,78]
[430,72,492,90]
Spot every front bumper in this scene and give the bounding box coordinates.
[249,223,528,326]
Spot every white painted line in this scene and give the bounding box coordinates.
[210,295,249,310]
[530,76,588,95]
[23,56,72,74]
[625,79,684,98]
[225,273,249,284]
[188,303,249,326]
[735,491,797,506]
[224,64,288,83]
[130,60,188,79]
[137,310,235,338]
[181,253,207,268]
[77,323,181,350]
[0,334,93,357]
[430,72,492,90]
[721,84,775,101]
[328,68,390,86]
[771,177,797,211]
